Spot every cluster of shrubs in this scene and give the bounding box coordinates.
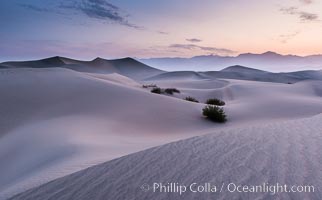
[146,84,227,123]
[205,98,225,106]
[150,87,181,95]
[142,84,157,88]
[164,88,180,95]
[184,96,199,103]
[202,105,227,123]
[183,97,225,106]
[183,96,227,123]
[151,87,162,94]
[203,98,227,123]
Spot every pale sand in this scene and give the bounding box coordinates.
[9,114,322,200]
[0,62,322,199]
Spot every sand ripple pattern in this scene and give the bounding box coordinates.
[9,114,322,200]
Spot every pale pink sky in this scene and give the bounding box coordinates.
[1,0,322,61]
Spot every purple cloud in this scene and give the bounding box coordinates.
[280,7,319,22]
[186,38,202,43]
[21,0,143,29]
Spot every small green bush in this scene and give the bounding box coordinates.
[206,98,225,106]
[184,96,199,103]
[151,87,162,94]
[202,105,227,123]
[164,88,180,95]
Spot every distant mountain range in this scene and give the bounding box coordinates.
[140,51,322,72]
[2,56,322,83]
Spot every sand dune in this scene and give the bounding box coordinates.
[220,65,268,73]
[145,71,210,81]
[9,114,322,200]
[1,57,66,68]
[205,67,322,83]
[0,67,216,199]
[1,59,322,199]
[84,72,140,87]
[145,78,322,121]
[147,65,322,84]
[1,57,164,80]
[4,57,322,83]
[0,65,9,69]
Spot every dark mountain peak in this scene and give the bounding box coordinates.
[92,57,107,61]
[238,51,281,58]
[238,52,256,57]
[40,56,65,64]
[91,57,141,63]
[110,57,153,68]
[113,57,139,63]
[92,57,104,61]
[1,56,66,68]
[261,51,280,56]
[221,65,267,73]
[91,57,108,63]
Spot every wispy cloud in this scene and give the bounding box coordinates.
[278,31,300,43]
[60,0,142,29]
[157,31,169,35]
[186,38,202,43]
[280,7,319,22]
[20,4,51,12]
[21,0,142,29]
[169,44,237,55]
[299,12,318,21]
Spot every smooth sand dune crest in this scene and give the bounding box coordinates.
[9,114,322,200]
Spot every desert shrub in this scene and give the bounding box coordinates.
[184,96,199,103]
[143,84,157,88]
[206,98,225,106]
[202,105,227,123]
[151,87,162,94]
[164,88,180,95]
